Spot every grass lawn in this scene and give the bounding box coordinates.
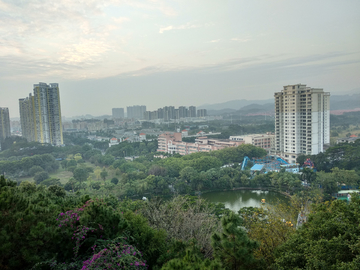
[18,166,73,184]
[18,160,116,185]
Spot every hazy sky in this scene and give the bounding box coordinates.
[0,0,359,118]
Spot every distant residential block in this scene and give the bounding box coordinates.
[197,109,207,117]
[157,132,244,155]
[127,105,146,119]
[0,107,11,150]
[112,108,124,119]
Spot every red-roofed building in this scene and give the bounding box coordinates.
[109,137,121,147]
[139,133,146,141]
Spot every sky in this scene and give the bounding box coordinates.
[0,0,359,118]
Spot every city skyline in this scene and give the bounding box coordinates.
[0,1,359,117]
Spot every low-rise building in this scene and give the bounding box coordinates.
[230,133,275,152]
[139,133,146,141]
[157,133,244,155]
[109,137,122,147]
[158,132,182,153]
[336,136,358,144]
[181,129,189,137]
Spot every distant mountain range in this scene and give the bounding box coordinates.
[201,91,360,116]
[198,98,273,111]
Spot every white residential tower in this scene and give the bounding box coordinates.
[274,84,330,163]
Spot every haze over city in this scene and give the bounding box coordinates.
[1,0,359,117]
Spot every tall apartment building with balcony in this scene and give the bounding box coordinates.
[0,107,11,150]
[274,84,330,164]
[19,94,37,142]
[19,83,63,146]
[127,105,146,119]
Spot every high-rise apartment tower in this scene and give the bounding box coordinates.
[0,107,11,149]
[127,105,146,119]
[19,83,63,146]
[274,84,330,163]
[112,108,124,119]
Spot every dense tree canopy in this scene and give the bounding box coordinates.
[274,197,360,270]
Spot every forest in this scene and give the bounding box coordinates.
[0,134,360,269]
[1,174,360,269]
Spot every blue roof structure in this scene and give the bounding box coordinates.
[251,164,264,171]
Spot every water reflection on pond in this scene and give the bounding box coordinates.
[201,189,288,212]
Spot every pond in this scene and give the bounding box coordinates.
[201,189,288,212]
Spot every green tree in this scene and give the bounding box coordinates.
[111,177,119,185]
[193,156,222,172]
[64,178,77,191]
[41,177,61,187]
[34,171,49,184]
[29,165,44,176]
[61,159,68,169]
[161,248,222,270]
[300,167,316,184]
[100,169,108,181]
[73,167,89,186]
[67,159,77,168]
[91,182,101,190]
[211,212,260,270]
[274,197,360,270]
[48,185,66,197]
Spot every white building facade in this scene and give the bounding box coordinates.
[229,133,275,152]
[274,84,330,164]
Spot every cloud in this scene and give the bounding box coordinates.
[231,38,251,42]
[112,51,360,79]
[112,17,130,24]
[0,0,141,79]
[58,39,111,65]
[124,0,177,16]
[210,39,220,43]
[159,23,202,34]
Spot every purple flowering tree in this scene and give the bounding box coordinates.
[82,238,147,269]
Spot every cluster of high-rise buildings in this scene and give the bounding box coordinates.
[0,83,331,159]
[127,105,147,119]
[143,105,199,121]
[19,82,63,146]
[112,106,147,119]
[156,84,330,163]
[112,105,207,121]
[0,82,64,148]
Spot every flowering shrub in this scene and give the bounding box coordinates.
[81,238,147,270]
[72,225,97,257]
[57,199,99,228]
